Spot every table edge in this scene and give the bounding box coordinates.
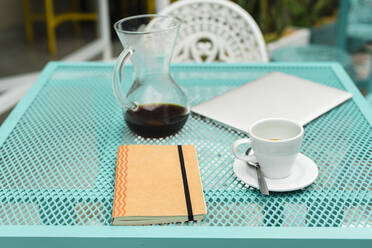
[330,63,372,125]
[0,62,58,146]
[0,226,371,239]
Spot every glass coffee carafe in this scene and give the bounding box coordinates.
[113,15,189,138]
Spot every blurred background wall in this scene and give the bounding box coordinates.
[0,0,371,124]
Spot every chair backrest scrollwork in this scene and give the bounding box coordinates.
[159,0,268,63]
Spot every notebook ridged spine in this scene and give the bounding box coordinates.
[113,146,129,218]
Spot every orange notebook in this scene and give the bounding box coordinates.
[112,145,207,225]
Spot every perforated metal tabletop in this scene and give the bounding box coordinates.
[0,62,371,247]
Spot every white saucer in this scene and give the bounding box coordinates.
[233,153,318,192]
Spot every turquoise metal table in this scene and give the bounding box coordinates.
[0,62,371,247]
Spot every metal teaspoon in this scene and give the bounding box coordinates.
[245,148,269,195]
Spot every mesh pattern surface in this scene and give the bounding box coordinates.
[0,64,371,227]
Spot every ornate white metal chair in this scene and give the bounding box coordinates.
[158,0,268,63]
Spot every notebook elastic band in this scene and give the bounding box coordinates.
[177,145,194,221]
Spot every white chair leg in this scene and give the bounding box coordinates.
[0,72,39,92]
[156,0,170,13]
[0,83,33,115]
[0,72,38,115]
[98,0,112,61]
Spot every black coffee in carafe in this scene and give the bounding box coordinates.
[125,103,189,138]
[113,15,190,138]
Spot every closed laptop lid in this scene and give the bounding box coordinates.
[192,72,352,133]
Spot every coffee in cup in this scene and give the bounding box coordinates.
[232,118,304,179]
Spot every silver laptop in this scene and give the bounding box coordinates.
[192,72,352,133]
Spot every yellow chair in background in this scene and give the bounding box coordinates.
[147,0,156,14]
[22,0,98,54]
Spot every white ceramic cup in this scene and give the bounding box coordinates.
[232,118,304,179]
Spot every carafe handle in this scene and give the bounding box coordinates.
[112,48,138,110]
